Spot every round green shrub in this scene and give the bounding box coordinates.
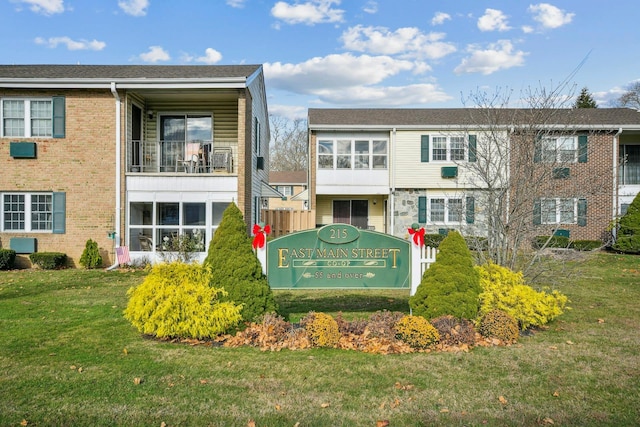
[0,249,16,270]
[123,262,242,339]
[613,192,640,254]
[478,309,519,343]
[395,315,440,349]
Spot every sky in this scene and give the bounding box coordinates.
[1,0,639,119]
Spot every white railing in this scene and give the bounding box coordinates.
[126,140,236,174]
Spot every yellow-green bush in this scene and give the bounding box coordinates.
[124,262,242,339]
[478,309,519,343]
[476,262,568,330]
[302,312,340,348]
[395,315,440,349]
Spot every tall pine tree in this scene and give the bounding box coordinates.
[573,87,598,108]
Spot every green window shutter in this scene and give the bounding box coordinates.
[533,199,542,225]
[466,196,475,224]
[52,192,66,234]
[468,135,477,162]
[52,96,65,138]
[420,135,429,162]
[577,198,587,226]
[578,135,588,163]
[418,196,427,223]
[533,136,542,163]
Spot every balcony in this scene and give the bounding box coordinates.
[126,140,236,174]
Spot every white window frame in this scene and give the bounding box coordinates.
[541,198,577,224]
[317,137,388,170]
[1,98,53,138]
[277,186,293,196]
[541,136,578,163]
[431,135,466,162]
[1,192,53,232]
[428,197,464,224]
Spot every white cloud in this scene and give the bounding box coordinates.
[35,36,105,51]
[195,48,223,64]
[341,25,456,60]
[313,83,452,106]
[265,53,415,92]
[269,104,308,120]
[118,0,149,17]
[226,0,246,7]
[522,25,534,34]
[477,8,511,32]
[454,40,526,75]
[431,12,451,26]
[13,0,64,15]
[528,3,574,29]
[363,1,377,14]
[264,53,450,106]
[271,0,344,25]
[139,46,170,63]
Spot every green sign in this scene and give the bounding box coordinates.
[267,224,410,289]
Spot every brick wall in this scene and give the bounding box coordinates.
[0,89,118,267]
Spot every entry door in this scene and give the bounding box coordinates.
[333,200,368,229]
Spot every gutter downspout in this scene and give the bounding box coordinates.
[390,127,397,235]
[106,82,122,270]
[612,128,622,240]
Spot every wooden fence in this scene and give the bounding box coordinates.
[261,209,316,237]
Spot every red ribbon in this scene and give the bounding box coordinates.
[408,226,425,247]
[252,223,271,249]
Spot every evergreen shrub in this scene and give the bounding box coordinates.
[533,235,570,249]
[203,202,278,323]
[476,262,568,330]
[29,252,67,269]
[79,239,103,268]
[570,240,602,251]
[123,262,242,339]
[613,192,640,254]
[0,248,16,270]
[395,315,440,349]
[409,231,481,320]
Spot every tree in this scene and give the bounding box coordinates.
[269,115,308,171]
[409,231,481,320]
[615,81,640,110]
[573,86,597,108]
[203,202,278,323]
[612,192,640,254]
[459,83,614,274]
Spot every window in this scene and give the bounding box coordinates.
[129,201,226,252]
[541,198,576,224]
[541,137,577,162]
[1,98,64,138]
[159,114,213,172]
[2,193,53,232]
[431,135,466,162]
[317,137,388,170]
[428,197,464,224]
[276,186,293,196]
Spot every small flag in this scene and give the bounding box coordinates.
[115,246,130,265]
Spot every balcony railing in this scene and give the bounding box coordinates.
[619,164,640,185]
[126,140,236,174]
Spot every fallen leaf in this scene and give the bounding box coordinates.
[566,340,574,345]
[498,396,508,405]
[379,401,386,409]
[597,318,605,324]
[70,365,77,370]
[553,391,560,397]
[440,408,449,413]
[543,417,555,424]
[293,423,300,427]
[20,420,28,426]
[160,423,167,427]
[376,421,390,427]
[134,377,142,385]
[548,346,558,350]
[123,348,128,355]
[77,367,83,373]
[200,379,208,384]
[320,403,330,408]
[247,420,256,427]
[275,404,282,411]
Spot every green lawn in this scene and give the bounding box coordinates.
[1,253,639,426]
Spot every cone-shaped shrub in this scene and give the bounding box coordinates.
[203,202,278,322]
[613,192,640,254]
[409,231,481,320]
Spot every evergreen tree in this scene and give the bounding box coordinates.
[573,87,598,108]
[203,202,278,322]
[612,192,640,254]
[409,231,482,320]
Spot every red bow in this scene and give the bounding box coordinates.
[408,226,425,247]
[252,223,271,249]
